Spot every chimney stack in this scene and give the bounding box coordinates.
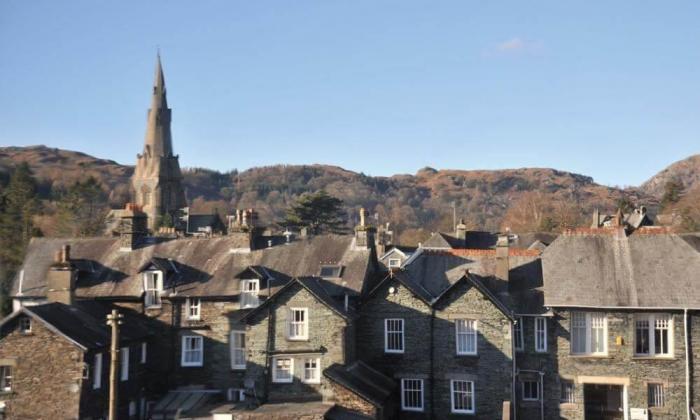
[119,203,147,251]
[495,234,509,284]
[355,208,376,249]
[455,218,468,243]
[47,243,76,305]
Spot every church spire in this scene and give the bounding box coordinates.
[143,52,173,158]
[131,53,187,231]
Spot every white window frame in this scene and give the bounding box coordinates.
[522,380,540,401]
[0,366,12,393]
[648,383,665,408]
[181,335,204,367]
[140,343,147,364]
[230,330,246,370]
[272,357,294,383]
[635,314,673,357]
[19,317,31,334]
[514,317,524,351]
[388,258,402,268]
[401,378,424,412]
[120,347,129,381]
[186,298,201,320]
[535,317,547,353]
[571,312,608,356]
[143,270,163,308]
[561,379,575,403]
[93,353,103,389]
[455,319,478,355]
[287,308,308,340]
[301,357,321,384]
[240,279,260,308]
[450,380,475,414]
[384,318,405,353]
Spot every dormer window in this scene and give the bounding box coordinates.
[240,279,260,308]
[388,258,401,268]
[19,317,31,334]
[319,265,343,279]
[143,270,163,308]
[186,298,201,320]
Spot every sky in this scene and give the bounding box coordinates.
[0,1,698,187]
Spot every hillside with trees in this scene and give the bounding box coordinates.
[1,145,691,248]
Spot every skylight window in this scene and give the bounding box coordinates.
[319,265,343,278]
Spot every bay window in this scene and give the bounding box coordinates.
[635,314,673,357]
[571,312,607,355]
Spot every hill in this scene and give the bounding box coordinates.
[640,154,700,198]
[0,145,660,243]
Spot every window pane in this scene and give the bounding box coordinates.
[386,319,404,352]
[648,383,664,407]
[654,315,670,355]
[561,380,574,403]
[456,320,477,354]
[636,318,650,354]
[402,379,423,410]
[452,380,474,412]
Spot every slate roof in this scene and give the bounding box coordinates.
[13,235,375,300]
[240,277,353,323]
[324,361,395,407]
[0,301,154,350]
[371,249,541,315]
[542,229,700,309]
[421,230,555,250]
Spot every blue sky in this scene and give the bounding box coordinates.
[0,1,698,187]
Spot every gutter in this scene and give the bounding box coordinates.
[511,320,517,420]
[685,309,691,420]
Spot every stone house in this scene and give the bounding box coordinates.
[357,248,521,419]
[0,301,155,420]
[541,228,700,420]
[238,276,395,418]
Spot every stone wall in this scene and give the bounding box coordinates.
[554,309,690,420]
[357,277,514,419]
[244,283,349,403]
[328,381,378,418]
[0,314,84,419]
[433,280,513,419]
[514,315,559,419]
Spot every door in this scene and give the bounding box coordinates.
[584,384,624,420]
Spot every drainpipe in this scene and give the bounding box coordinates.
[429,308,435,419]
[685,309,691,420]
[511,320,517,420]
[517,369,544,420]
[539,371,544,420]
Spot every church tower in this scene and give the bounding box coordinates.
[131,54,187,230]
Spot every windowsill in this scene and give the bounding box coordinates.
[456,353,479,358]
[401,408,424,412]
[181,363,203,368]
[451,410,476,416]
[568,354,610,359]
[649,406,668,413]
[384,351,404,355]
[632,355,675,360]
[301,380,321,385]
[272,379,293,384]
[231,367,246,371]
[287,337,309,342]
[186,318,202,322]
[560,403,577,410]
[145,306,162,310]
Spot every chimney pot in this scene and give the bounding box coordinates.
[61,245,71,263]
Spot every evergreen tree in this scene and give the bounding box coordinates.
[55,177,108,237]
[0,163,40,314]
[660,179,685,211]
[281,190,348,234]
